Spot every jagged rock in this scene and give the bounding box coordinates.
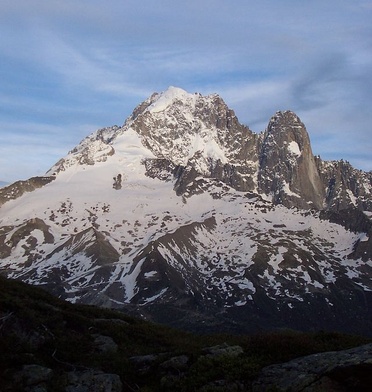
[252,343,372,392]
[112,174,123,190]
[258,111,325,209]
[0,176,55,207]
[318,160,372,212]
[0,218,54,261]
[65,370,122,392]
[144,158,175,181]
[49,126,119,175]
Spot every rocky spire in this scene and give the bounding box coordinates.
[258,111,325,209]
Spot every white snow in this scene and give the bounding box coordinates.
[188,132,228,165]
[29,229,45,243]
[268,246,287,274]
[360,233,369,242]
[144,271,158,279]
[120,257,146,301]
[288,141,301,157]
[346,189,357,206]
[148,86,196,113]
[282,181,301,198]
[142,288,168,304]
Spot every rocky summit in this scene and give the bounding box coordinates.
[0,87,372,335]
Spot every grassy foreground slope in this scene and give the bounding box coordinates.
[0,275,369,391]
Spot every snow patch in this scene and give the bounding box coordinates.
[189,133,228,164]
[360,233,369,242]
[120,257,146,301]
[346,190,357,206]
[282,181,301,198]
[144,271,158,279]
[288,141,301,157]
[142,288,168,304]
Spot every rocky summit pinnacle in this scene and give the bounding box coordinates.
[0,87,372,335]
[258,110,325,209]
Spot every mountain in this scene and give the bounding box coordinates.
[0,86,372,335]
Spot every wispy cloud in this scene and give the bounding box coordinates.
[0,0,371,181]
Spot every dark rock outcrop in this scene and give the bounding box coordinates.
[0,176,55,207]
[65,370,122,392]
[318,159,372,212]
[253,343,372,392]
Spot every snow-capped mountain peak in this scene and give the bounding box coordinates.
[146,86,199,114]
[1,87,372,335]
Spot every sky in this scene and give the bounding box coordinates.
[0,0,371,183]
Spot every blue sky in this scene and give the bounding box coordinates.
[1,0,371,183]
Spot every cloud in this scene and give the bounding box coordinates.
[0,1,372,181]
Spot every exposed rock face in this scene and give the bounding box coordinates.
[258,111,325,209]
[129,88,256,166]
[0,176,55,207]
[253,343,372,392]
[117,89,371,212]
[127,87,259,196]
[318,159,372,211]
[48,126,119,175]
[0,87,372,335]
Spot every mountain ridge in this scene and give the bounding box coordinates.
[44,86,372,212]
[0,86,371,335]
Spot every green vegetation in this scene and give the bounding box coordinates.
[0,275,370,391]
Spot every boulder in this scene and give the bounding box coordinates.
[66,370,122,392]
[252,343,372,392]
[159,354,189,371]
[92,334,118,353]
[10,364,53,391]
